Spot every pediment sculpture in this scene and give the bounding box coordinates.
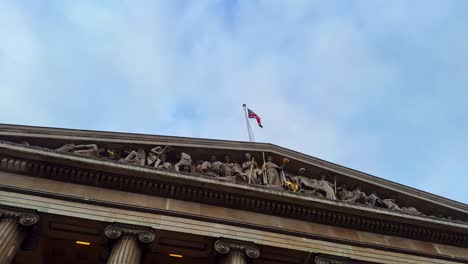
[7,140,465,223]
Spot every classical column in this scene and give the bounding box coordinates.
[0,208,39,264]
[104,224,155,264]
[315,255,354,264]
[214,238,260,264]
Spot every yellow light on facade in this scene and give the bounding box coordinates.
[169,254,183,258]
[76,241,91,246]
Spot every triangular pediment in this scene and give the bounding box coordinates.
[1,124,468,247]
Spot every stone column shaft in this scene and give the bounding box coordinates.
[0,220,26,264]
[107,236,141,264]
[219,250,246,264]
[0,209,39,264]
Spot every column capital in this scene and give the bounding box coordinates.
[0,207,39,226]
[315,255,354,264]
[214,238,260,259]
[104,223,156,244]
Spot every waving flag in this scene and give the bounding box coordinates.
[247,108,263,128]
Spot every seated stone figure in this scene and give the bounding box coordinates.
[197,155,223,177]
[119,148,146,166]
[292,168,325,198]
[174,152,192,172]
[241,153,263,184]
[220,156,248,183]
[316,174,337,200]
[156,154,173,170]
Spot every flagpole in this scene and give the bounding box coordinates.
[242,104,254,142]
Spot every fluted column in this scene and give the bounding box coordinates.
[214,239,260,264]
[104,224,155,264]
[0,209,39,264]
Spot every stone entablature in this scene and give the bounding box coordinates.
[1,124,467,218]
[1,142,468,248]
[0,138,464,224]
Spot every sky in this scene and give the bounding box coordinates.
[1,0,468,203]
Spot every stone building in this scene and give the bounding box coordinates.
[0,124,467,264]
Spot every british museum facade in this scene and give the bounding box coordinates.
[0,124,467,264]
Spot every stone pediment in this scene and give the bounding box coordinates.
[1,124,468,247]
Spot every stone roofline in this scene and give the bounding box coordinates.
[0,123,466,213]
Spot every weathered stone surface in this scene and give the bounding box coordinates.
[214,238,260,264]
[0,127,465,224]
[0,207,39,264]
[105,224,155,264]
[107,236,141,264]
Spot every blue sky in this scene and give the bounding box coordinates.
[1,0,468,203]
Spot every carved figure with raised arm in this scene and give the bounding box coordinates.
[147,146,172,167]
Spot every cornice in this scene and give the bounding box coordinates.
[1,143,468,248]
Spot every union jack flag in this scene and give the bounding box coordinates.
[247,108,263,128]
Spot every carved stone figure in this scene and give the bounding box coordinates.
[56,143,99,156]
[120,149,146,166]
[379,199,401,211]
[103,149,120,160]
[147,146,171,167]
[174,152,192,172]
[241,153,262,184]
[210,156,223,176]
[292,168,328,198]
[365,191,380,206]
[157,157,172,170]
[400,207,423,216]
[197,156,223,177]
[292,168,319,197]
[221,156,247,182]
[263,156,282,187]
[337,185,366,203]
[317,174,337,200]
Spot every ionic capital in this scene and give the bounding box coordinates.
[315,255,354,264]
[104,223,155,244]
[214,238,260,259]
[0,207,39,226]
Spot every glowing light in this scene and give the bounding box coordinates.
[169,254,183,258]
[76,241,91,246]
